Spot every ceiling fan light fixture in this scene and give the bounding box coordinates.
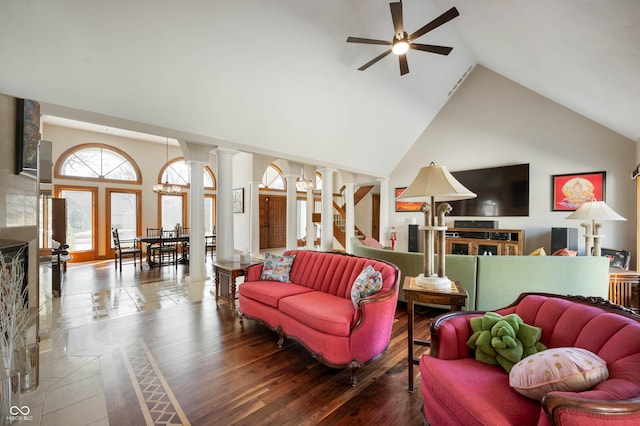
[392,40,409,55]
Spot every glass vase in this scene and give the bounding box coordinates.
[13,343,38,393]
[0,370,21,426]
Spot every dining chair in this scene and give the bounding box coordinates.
[153,229,178,267]
[146,227,163,264]
[112,228,142,270]
[179,227,190,262]
[205,234,216,260]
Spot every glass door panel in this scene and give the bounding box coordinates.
[108,190,140,248]
[57,187,97,261]
[204,195,216,234]
[161,194,185,230]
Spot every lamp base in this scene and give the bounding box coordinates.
[415,274,452,289]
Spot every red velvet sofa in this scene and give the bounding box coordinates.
[420,293,640,425]
[238,250,400,385]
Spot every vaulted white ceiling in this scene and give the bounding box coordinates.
[1,0,637,178]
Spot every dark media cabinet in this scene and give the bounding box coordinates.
[444,228,524,256]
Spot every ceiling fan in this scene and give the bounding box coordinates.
[346,2,459,76]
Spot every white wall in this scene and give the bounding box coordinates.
[390,66,636,264]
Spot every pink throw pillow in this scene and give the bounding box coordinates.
[552,248,578,256]
[362,236,384,249]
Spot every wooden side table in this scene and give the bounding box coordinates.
[403,276,468,392]
[214,260,259,310]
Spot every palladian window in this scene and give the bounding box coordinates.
[57,144,140,182]
[160,158,216,189]
[259,164,285,190]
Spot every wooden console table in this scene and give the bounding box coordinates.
[445,228,524,256]
[403,276,467,392]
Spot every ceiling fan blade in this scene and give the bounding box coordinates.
[399,54,409,76]
[410,43,453,55]
[358,49,392,71]
[390,1,404,38]
[409,7,459,41]
[347,36,392,46]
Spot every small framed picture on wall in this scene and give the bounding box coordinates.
[395,187,424,212]
[233,188,244,213]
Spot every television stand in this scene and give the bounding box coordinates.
[444,228,524,256]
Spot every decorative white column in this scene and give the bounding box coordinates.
[178,140,214,282]
[378,177,390,246]
[249,181,261,257]
[344,181,355,253]
[187,159,206,280]
[306,183,315,250]
[284,174,299,250]
[216,148,237,262]
[319,168,336,252]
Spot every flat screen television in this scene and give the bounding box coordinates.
[448,164,529,217]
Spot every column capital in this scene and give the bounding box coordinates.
[318,167,337,174]
[184,159,208,167]
[215,147,239,157]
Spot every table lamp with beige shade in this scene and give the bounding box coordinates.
[396,162,476,288]
[565,199,626,256]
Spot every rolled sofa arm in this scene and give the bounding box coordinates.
[429,311,482,360]
[245,263,263,281]
[542,394,640,425]
[349,288,399,363]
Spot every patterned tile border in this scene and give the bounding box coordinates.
[122,339,191,426]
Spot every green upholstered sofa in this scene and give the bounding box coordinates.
[351,238,610,311]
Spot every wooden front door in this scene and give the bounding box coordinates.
[259,195,287,249]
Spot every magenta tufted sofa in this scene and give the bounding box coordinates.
[420,293,640,425]
[238,250,400,386]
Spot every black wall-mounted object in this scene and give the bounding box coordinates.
[448,163,530,217]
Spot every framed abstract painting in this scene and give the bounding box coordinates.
[15,98,40,176]
[551,171,606,211]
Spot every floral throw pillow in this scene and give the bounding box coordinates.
[260,253,296,282]
[350,265,383,308]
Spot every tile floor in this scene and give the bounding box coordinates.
[17,275,217,426]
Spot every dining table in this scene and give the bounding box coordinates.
[136,233,217,267]
[135,234,189,267]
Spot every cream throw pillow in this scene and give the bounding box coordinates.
[528,247,546,256]
[509,347,609,401]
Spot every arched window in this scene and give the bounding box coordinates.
[259,164,285,190]
[159,158,216,189]
[56,143,141,183]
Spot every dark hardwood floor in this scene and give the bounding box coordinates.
[59,259,442,425]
